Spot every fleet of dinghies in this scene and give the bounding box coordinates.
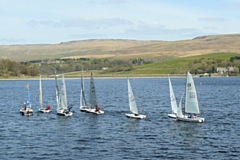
[19,71,205,123]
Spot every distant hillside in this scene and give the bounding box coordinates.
[1,34,240,62]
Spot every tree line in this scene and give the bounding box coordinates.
[0,59,39,77]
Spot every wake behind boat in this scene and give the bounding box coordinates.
[55,73,73,117]
[38,75,51,113]
[80,71,104,115]
[126,78,146,119]
[175,72,205,123]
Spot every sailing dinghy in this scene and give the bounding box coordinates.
[38,75,50,113]
[126,78,146,119]
[80,72,104,115]
[175,72,204,123]
[20,83,33,116]
[56,73,73,116]
[79,69,91,112]
[168,77,178,118]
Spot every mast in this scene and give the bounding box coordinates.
[54,69,60,108]
[89,72,97,108]
[26,83,31,108]
[81,69,87,106]
[39,75,43,109]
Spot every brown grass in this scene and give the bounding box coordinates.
[1,34,240,61]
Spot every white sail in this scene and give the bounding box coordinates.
[89,72,97,108]
[168,77,178,114]
[54,70,60,109]
[39,75,43,109]
[177,92,184,118]
[58,74,68,110]
[81,70,87,106]
[128,78,139,115]
[80,88,82,107]
[184,72,200,114]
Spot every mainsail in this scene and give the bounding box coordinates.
[89,72,97,108]
[128,78,139,115]
[58,74,68,110]
[168,77,178,114]
[184,72,200,114]
[39,75,43,109]
[177,92,184,118]
[81,70,87,106]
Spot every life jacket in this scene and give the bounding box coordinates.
[46,105,50,110]
[97,105,100,110]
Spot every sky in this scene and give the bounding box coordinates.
[1,0,240,45]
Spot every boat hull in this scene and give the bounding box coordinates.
[23,112,33,116]
[80,107,104,115]
[176,116,204,123]
[38,108,50,113]
[126,113,146,119]
[80,106,91,112]
[20,108,33,113]
[57,110,73,116]
[168,113,177,118]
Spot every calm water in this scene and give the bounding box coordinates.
[0,77,239,160]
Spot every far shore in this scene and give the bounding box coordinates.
[0,74,237,81]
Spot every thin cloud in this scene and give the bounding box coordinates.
[198,17,226,22]
[27,18,133,29]
[125,22,203,40]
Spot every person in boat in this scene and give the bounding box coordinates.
[95,105,100,112]
[134,114,139,116]
[188,114,192,118]
[23,102,26,110]
[192,114,196,119]
[45,104,50,110]
[68,103,73,111]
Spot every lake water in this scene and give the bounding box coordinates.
[0,77,239,160]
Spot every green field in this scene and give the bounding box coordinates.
[60,52,240,78]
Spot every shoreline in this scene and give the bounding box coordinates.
[0,75,237,81]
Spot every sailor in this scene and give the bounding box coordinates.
[95,105,100,112]
[68,103,73,111]
[45,104,51,110]
[23,102,26,110]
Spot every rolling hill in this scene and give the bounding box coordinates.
[0,34,240,62]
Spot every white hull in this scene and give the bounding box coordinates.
[80,107,104,115]
[176,116,204,123]
[126,113,146,119]
[23,112,33,116]
[80,106,91,112]
[168,113,188,119]
[168,113,177,118]
[38,108,50,113]
[20,108,33,113]
[57,109,73,116]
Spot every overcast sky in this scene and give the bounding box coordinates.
[1,0,240,44]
